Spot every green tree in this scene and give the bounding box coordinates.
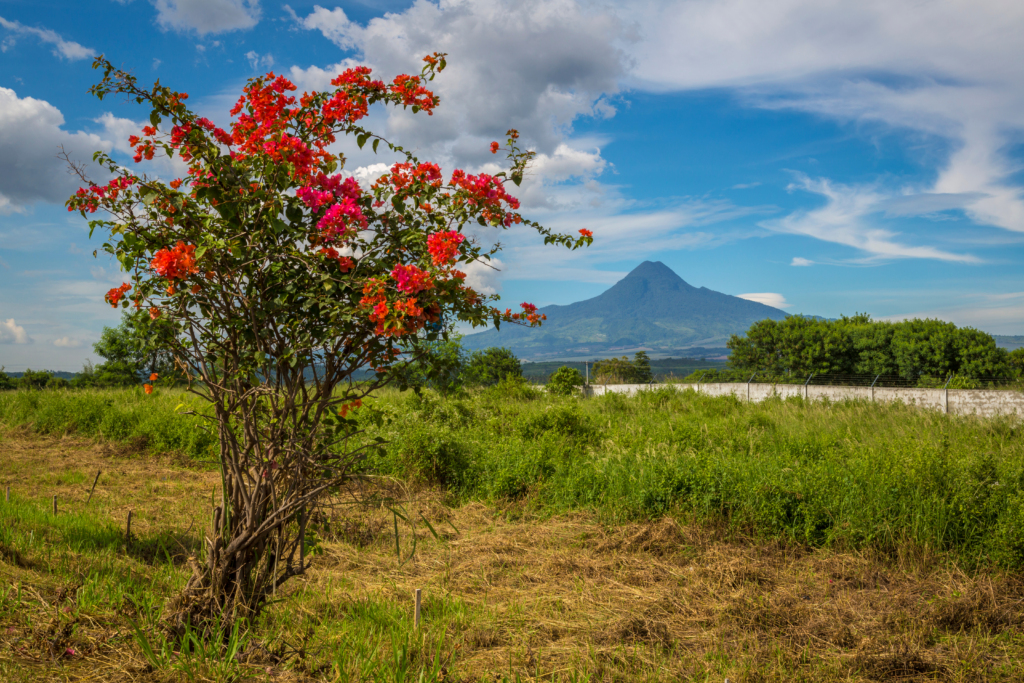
[465,347,522,387]
[1008,348,1024,378]
[396,336,466,394]
[592,356,634,383]
[0,367,15,391]
[92,310,180,386]
[633,351,653,383]
[547,365,584,395]
[17,369,53,390]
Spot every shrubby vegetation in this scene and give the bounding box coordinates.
[9,384,1024,570]
[727,314,1020,380]
[546,365,585,395]
[592,351,653,384]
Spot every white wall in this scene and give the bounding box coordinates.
[584,382,1024,419]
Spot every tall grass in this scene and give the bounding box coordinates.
[360,386,1024,569]
[0,387,215,461]
[4,384,1024,569]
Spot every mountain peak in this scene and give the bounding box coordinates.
[624,260,687,284]
[462,261,792,359]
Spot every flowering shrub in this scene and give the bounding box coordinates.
[66,54,591,629]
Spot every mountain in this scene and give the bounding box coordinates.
[994,335,1024,351]
[462,261,789,360]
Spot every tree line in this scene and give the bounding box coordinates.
[725,314,1024,380]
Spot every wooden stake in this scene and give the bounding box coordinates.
[414,588,422,630]
[5,486,9,503]
[86,470,101,504]
[52,495,57,515]
[126,510,133,548]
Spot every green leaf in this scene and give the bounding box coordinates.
[148,112,161,128]
[356,133,369,149]
[372,138,380,154]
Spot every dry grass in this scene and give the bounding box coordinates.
[1,432,1024,681]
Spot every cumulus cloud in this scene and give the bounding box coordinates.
[632,0,1024,242]
[53,336,82,348]
[0,318,31,344]
[0,88,110,212]
[153,0,261,35]
[737,292,790,309]
[0,15,95,60]
[94,112,191,177]
[461,257,504,295]
[291,0,630,205]
[790,257,813,266]
[762,174,980,263]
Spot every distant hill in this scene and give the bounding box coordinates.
[462,261,789,360]
[994,335,1024,351]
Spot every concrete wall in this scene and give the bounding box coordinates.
[584,382,1024,419]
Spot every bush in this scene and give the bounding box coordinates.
[465,347,522,387]
[547,366,584,395]
[18,369,54,390]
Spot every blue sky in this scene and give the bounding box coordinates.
[1,0,1024,371]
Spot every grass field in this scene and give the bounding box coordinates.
[1,386,1023,680]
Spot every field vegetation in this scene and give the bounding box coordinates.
[1,385,1024,680]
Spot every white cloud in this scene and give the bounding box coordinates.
[53,336,82,348]
[0,318,31,344]
[0,88,110,212]
[291,0,630,206]
[762,175,981,263]
[245,50,273,71]
[737,292,790,309]
[632,0,1024,239]
[790,257,813,266]
[882,292,1024,335]
[0,15,95,60]
[461,257,504,295]
[153,0,261,35]
[94,112,192,177]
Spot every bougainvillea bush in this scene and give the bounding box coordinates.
[67,54,590,629]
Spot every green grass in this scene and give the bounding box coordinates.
[359,385,1024,570]
[0,387,216,461]
[4,384,1024,570]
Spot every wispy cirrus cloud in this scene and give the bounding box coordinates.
[632,0,1024,252]
[762,174,981,263]
[0,15,94,60]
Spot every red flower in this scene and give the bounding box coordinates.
[390,264,434,294]
[143,384,153,394]
[578,228,593,238]
[149,307,161,320]
[338,399,363,418]
[426,231,465,266]
[490,141,500,154]
[105,283,131,308]
[150,373,159,381]
[151,241,198,280]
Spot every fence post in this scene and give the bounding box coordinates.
[804,374,813,400]
[870,374,880,402]
[746,373,756,402]
[943,374,953,414]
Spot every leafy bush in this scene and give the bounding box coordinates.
[547,366,584,395]
[464,347,522,387]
